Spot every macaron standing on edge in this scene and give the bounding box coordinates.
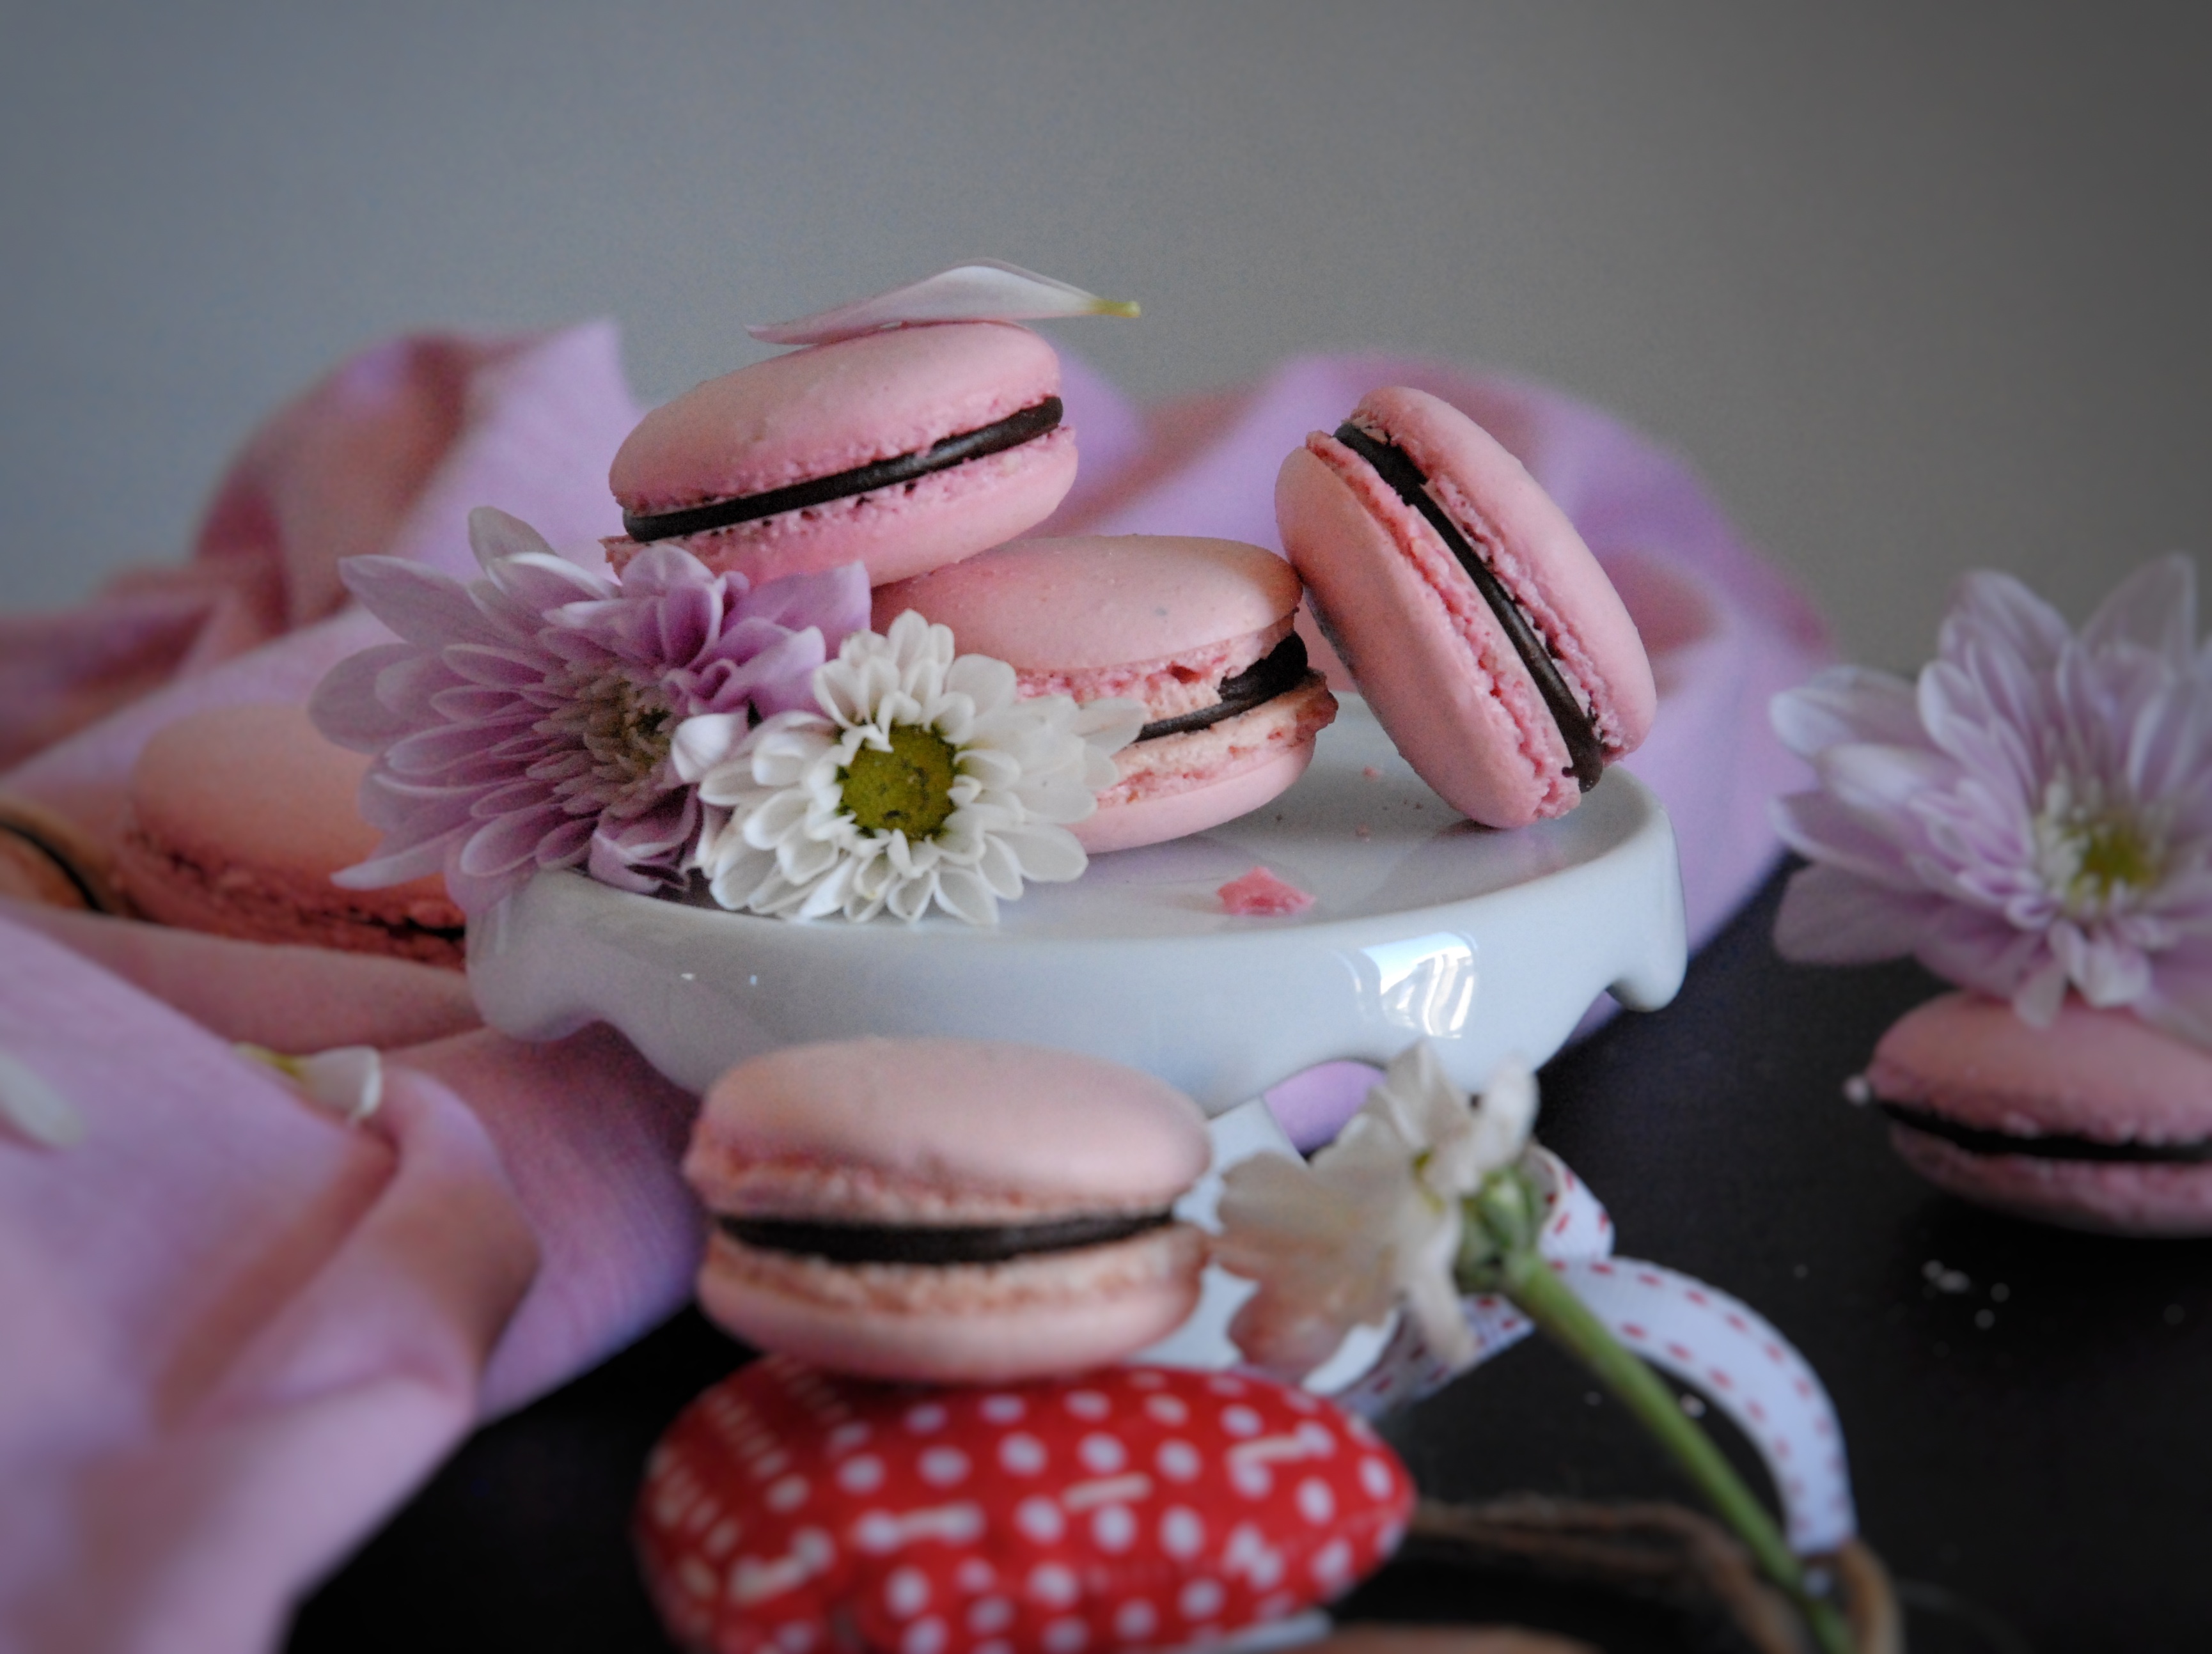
[1863,991,2212,1236]
[113,702,466,967]
[874,534,1340,852]
[1276,386,1656,829]
[605,320,1076,589]
[685,1036,1214,1381]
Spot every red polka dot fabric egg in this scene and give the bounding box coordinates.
[636,1357,1414,1654]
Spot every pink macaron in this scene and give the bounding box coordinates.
[636,1356,1414,1654]
[685,1037,1213,1382]
[873,535,1339,852]
[113,702,466,967]
[1275,386,1656,829]
[1862,991,2212,1235]
[604,321,1076,588]
[0,795,119,914]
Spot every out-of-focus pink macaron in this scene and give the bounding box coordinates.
[1275,386,1656,829]
[873,534,1338,852]
[0,795,119,914]
[685,1036,1212,1382]
[604,321,1076,588]
[1863,991,2212,1236]
[114,702,465,967]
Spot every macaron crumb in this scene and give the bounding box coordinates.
[1355,824,1372,840]
[1218,865,1315,917]
[1361,765,1383,781]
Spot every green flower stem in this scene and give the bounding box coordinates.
[1476,1179,1855,1654]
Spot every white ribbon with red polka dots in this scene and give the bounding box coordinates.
[1158,1098,1858,1558]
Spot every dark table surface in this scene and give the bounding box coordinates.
[286,871,2212,1654]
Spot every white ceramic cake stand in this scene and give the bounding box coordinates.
[469,697,1687,1112]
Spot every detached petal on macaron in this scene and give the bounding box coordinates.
[747,260,1140,346]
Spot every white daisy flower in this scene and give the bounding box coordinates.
[676,611,1142,925]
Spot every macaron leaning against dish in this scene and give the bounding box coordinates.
[686,1036,1212,1382]
[604,321,1076,588]
[113,702,466,967]
[873,535,1339,852]
[1862,990,2212,1236]
[1275,386,1656,829]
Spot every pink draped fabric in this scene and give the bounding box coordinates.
[0,324,1826,1653]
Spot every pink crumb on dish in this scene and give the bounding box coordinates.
[1361,765,1383,780]
[1218,865,1315,917]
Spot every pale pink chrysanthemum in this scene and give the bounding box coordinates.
[310,506,867,914]
[1771,556,2212,1043]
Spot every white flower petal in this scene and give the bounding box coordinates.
[932,866,1000,926]
[0,1048,84,1148]
[746,260,1139,347]
[670,713,750,783]
[292,1047,385,1124]
[468,505,558,572]
[1214,1040,1533,1382]
[995,823,1088,884]
[1075,696,1149,755]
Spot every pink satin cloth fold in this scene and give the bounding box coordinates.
[0,325,1825,1653]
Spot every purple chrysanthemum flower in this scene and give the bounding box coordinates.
[309,506,868,914]
[1771,556,2212,1043]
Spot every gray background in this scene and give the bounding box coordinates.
[4,3,2206,671]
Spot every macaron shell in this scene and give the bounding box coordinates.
[688,1037,1211,1222]
[1279,445,1562,827]
[876,536,1330,852]
[614,322,1062,508]
[114,703,464,965]
[1360,386,1655,760]
[0,797,116,912]
[697,1224,1206,1384]
[1869,992,2212,1236]
[608,321,1074,586]
[873,534,1305,671]
[1076,697,1329,853]
[1886,1130,2212,1237]
[1869,992,2212,1143]
[1276,387,1656,829]
[603,426,1075,588]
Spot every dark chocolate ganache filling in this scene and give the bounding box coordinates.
[623,397,1063,543]
[1331,421,1605,792]
[719,1207,1172,1266]
[1136,633,1312,744]
[1879,1100,2212,1164]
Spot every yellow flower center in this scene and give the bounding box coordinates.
[2033,776,2163,917]
[841,724,960,839]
